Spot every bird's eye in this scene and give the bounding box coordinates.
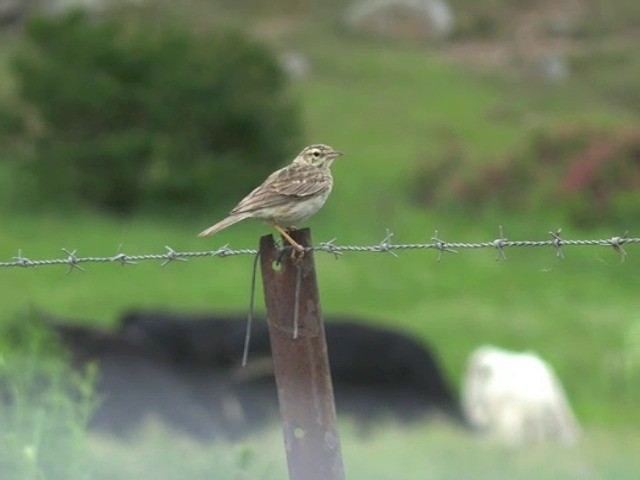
[312,151,320,158]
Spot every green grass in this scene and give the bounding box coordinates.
[3,211,637,428]
[85,421,640,480]
[2,11,640,479]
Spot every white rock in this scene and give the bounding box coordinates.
[280,51,312,80]
[538,52,570,84]
[462,345,581,446]
[345,0,455,42]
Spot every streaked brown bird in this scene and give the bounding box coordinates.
[198,144,343,252]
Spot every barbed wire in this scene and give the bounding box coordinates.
[0,227,638,272]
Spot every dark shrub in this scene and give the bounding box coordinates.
[9,10,302,214]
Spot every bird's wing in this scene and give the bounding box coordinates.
[230,164,331,215]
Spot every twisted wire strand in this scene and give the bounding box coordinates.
[0,229,637,270]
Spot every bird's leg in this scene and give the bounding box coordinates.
[271,221,305,261]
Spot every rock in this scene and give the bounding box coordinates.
[462,345,581,446]
[344,0,455,42]
[538,52,570,84]
[279,51,312,80]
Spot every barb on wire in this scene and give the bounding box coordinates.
[214,245,235,258]
[62,248,84,274]
[605,231,629,262]
[13,250,32,267]
[431,230,458,262]
[111,244,137,265]
[318,238,342,259]
[375,229,398,257]
[549,229,565,259]
[493,226,508,261]
[160,246,187,267]
[1,228,640,269]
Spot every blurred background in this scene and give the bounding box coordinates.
[0,0,639,478]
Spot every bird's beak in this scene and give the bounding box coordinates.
[328,151,343,160]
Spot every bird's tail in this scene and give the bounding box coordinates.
[198,213,251,237]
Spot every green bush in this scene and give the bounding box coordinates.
[9,10,302,214]
[0,315,96,480]
[410,125,640,227]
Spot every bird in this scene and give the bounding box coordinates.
[198,144,343,254]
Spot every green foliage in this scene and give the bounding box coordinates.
[410,125,640,227]
[0,315,96,480]
[9,10,302,214]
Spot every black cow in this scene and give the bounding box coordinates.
[120,311,462,426]
[47,311,462,440]
[51,321,247,440]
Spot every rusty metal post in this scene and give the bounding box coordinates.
[259,228,345,480]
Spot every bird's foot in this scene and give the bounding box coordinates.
[272,222,305,262]
[274,242,305,265]
[290,244,305,263]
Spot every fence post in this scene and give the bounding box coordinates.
[259,228,345,480]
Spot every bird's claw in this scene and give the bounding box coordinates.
[291,245,305,263]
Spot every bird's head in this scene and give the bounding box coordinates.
[296,144,343,168]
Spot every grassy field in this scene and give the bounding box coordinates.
[84,420,640,480]
[1,4,640,478]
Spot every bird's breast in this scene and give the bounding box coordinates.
[256,187,332,227]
